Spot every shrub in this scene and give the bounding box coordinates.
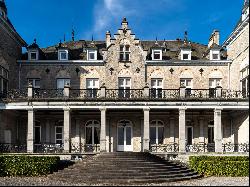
[189,156,249,177]
[0,156,60,177]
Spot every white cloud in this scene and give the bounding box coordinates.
[84,0,183,39]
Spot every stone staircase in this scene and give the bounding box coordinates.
[50,152,201,185]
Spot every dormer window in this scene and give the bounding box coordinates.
[152,49,162,60]
[28,50,38,61]
[181,49,191,60]
[87,49,97,61]
[210,50,220,60]
[58,50,68,61]
[120,45,130,61]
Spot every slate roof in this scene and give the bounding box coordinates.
[22,39,227,61]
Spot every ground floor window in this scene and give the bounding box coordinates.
[186,126,193,145]
[55,121,63,144]
[208,120,214,144]
[34,121,41,144]
[85,120,100,145]
[150,120,164,144]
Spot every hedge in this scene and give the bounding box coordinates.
[189,156,249,177]
[0,156,60,177]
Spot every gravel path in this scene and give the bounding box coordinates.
[0,176,249,186]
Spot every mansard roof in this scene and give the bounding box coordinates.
[22,39,227,60]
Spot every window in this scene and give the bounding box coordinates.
[150,120,164,145]
[181,49,191,60]
[209,78,221,98]
[180,79,192,96]
[210,50,220,60]
[0,66,8,97]
[85,120,100,145]
[151,79,163,98]
[29,50,38,60]
[119,45,130,61]
[186,125,193,145]
[87,50,97,60]
[241,66,249,98]
[57,79,70,89]
[55,121,63,144]
[58,50,68,60]
[28,79,40,88]
[152,49,162,60]
[208,121,214,144]
[34,121,41,144]
[86,78,99,98]
[118,78,131,98]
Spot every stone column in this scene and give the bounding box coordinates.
[27,109,34,153]
[214,108,223,152]
[199,117,205,143]
[100,107,107,152]
[169,117,175,143]
[63,108,71,153]
[143,107,150,152]
[179,108,186,152]
[45,119,50,143]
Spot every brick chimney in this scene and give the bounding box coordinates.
[208,30,220,48]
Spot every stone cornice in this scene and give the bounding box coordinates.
[146,60,231,66]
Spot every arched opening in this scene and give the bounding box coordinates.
[117,120,133,152]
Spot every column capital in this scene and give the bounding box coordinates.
[99,107,107,112]
[179,107,187,111]
[27,108,34,112]
[143,107,150,111]
[214,107,223,112]
[63,107,71,111]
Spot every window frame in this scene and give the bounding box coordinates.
[210,50,220,60]
[0,66,9,94]
[119,45,130,61]
[56,78,70,89]
[152,49,162,60]
[28,50,39,61]
[55,126,63,145]
[58,50,69,61]
[34,121,41,144]
[118,77,131,98]
[85,120,100,145]
[87,49,97,61]
[186,125,193,145]
[181,49,191,60]
[150,120,164,145]
[28,78,40,88]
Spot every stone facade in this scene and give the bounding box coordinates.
[0,1,249,154]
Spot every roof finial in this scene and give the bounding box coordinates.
[64,34,66,42]
[34,38,37,44]
[72,28,75,41]
[155,36,158,44]
[184,31,188,42]
[91,35,94,41]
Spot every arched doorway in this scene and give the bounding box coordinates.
[117,120,133,152]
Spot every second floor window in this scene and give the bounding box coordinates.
[180,78,192,96]
[28,79,40,88]
[86,78,99,98]
[151,79,163,98]
[118,77,131,98]
[120,45,130,61]
[209,78,221,98]
[57,79,70,89]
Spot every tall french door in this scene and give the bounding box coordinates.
[117,120,133,152]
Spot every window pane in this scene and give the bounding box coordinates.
[56,140,62,144]
[60,52,67,60]
[126,127,131,145]
[150,127,156,144]
[213,54,219,60]
[125,79,130,86]
[31,52,37,60]
[56,134,62,139]
[86,127,92,144]
[154,53,160,59]
[186,80,191,87]
[34,127,41,144]
[57,79,64,89]
[125,53,130,61]
[118,127,124,145]
[120,45,124,51]
[118,79,124,87]
[183,54,189,60]
[56,127,62,133]
[120,53,124,60]
[187,127,192,145]
[89,52,95,60]
[125,46,130,51]
[94,127,100,144]
[151,80,156,87]
[158,127,164,144]
[158,80,162,87]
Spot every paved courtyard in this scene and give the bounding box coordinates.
[0,176,248,186]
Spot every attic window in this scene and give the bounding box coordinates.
[119,45,130,61]
[58,50,68,60]
[181,49,191,60]
[210,50,220,60]
[29,50,38,60]
[87,50,97,60]
[183,54,189,60]
[152,49,162,60]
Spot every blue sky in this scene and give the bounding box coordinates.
[6,0,244,48]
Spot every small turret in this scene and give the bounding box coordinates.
[0,0,7,19]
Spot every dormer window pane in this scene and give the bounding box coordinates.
[31,52,37,60]
[60,52,67,60]
[213,54,219,60]
[154,52,160,60]
[183,54,189,60]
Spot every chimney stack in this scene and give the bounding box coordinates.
[208,30,220,48]
[106,31,111,48]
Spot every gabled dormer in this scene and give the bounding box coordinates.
[209,43,221,60]
[56,41,68,61]
[87,40,98,61]
[151,40,163,60]
[27,39,39,61]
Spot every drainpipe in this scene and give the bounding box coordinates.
[228,62,231,90]
[18,62,21,89]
